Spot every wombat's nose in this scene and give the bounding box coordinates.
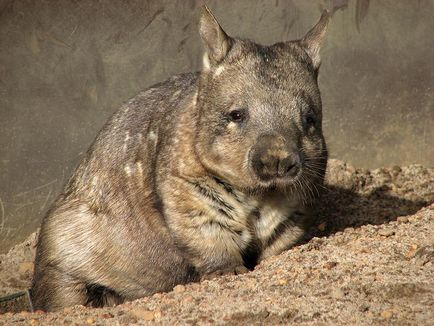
[250,134,300,181]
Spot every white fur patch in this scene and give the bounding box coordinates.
[256,200,296,242]
[136,161,143,177]
[123,131,130,153]
[191,91,198,106]
[214,65,225,77]
[148,131,157,141]
[124,165,132,177]
[227,121,237,130]
[137,132,143,144]
[202,53,210,70]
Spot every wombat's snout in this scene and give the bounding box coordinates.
[250,134,300,182]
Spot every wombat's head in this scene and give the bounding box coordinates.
[195,7,329,198]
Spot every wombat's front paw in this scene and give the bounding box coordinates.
[201,265,249,281]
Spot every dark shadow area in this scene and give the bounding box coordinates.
[309,184,428,238]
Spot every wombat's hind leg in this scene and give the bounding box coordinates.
[85,284,124,307]
[31,267,87,311]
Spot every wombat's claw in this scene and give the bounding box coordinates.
[201,265,249,281]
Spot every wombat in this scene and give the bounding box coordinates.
[31,6,330,311]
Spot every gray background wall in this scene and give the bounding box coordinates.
[0,0,433,253]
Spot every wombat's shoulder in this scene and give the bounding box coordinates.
[86,72,199,155]
[69,72,199,189]
[108,72,199,132]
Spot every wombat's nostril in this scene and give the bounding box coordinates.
[278,155,298,177]
[259,155,279,175]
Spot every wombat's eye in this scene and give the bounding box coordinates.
[228,109,247,123]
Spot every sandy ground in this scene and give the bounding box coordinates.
[0,159,433,325]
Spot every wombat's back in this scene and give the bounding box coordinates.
[31,72,200,311]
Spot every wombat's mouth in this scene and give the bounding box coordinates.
[251,164,303,189]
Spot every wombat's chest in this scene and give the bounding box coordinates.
[178,178,300,243]
[162,176,300,251]
[254,194,299,243]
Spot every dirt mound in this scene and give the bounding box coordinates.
[1,160,433,325]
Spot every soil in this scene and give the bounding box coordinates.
[0,159,433,325]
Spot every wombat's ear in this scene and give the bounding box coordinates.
[300,10,330,70]
[199,5,233,69]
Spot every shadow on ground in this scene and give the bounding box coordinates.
[310,184,428,238]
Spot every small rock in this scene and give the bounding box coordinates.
[278,279,288,285]
[378,229,395,237]
[183,295,194,302]
[323,261,338,269]
[330,288,345,299]
[406,245,419,259]
[380,310,393,319]
[29,319,39,325]
[408,216,418,223]
[358,303,370,312]
[396,216,409,223]
[154,310,162,319]
[173,284,186,293]
[130,308,155,321]
[391,165,401,176]
[63,307,72,314]
[86,317,95,324]
[414,245,434,266]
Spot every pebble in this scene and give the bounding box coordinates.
[130,308,155,321]
[330,288,345,299]
[323,261,338,269]
[406,245,419,259]
[380,310,393,319]
[63,307,72,313]
[391,165,401,176]
[183,295,194,302]
[378,229,395,237]
[173,284,186,293]
[397,216,409,223]
[414,245,434,265]
[358,303,370,312]
[154,310,162,319]
[278,279,288,285]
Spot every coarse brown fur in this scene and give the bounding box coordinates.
[31,6,330,311]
